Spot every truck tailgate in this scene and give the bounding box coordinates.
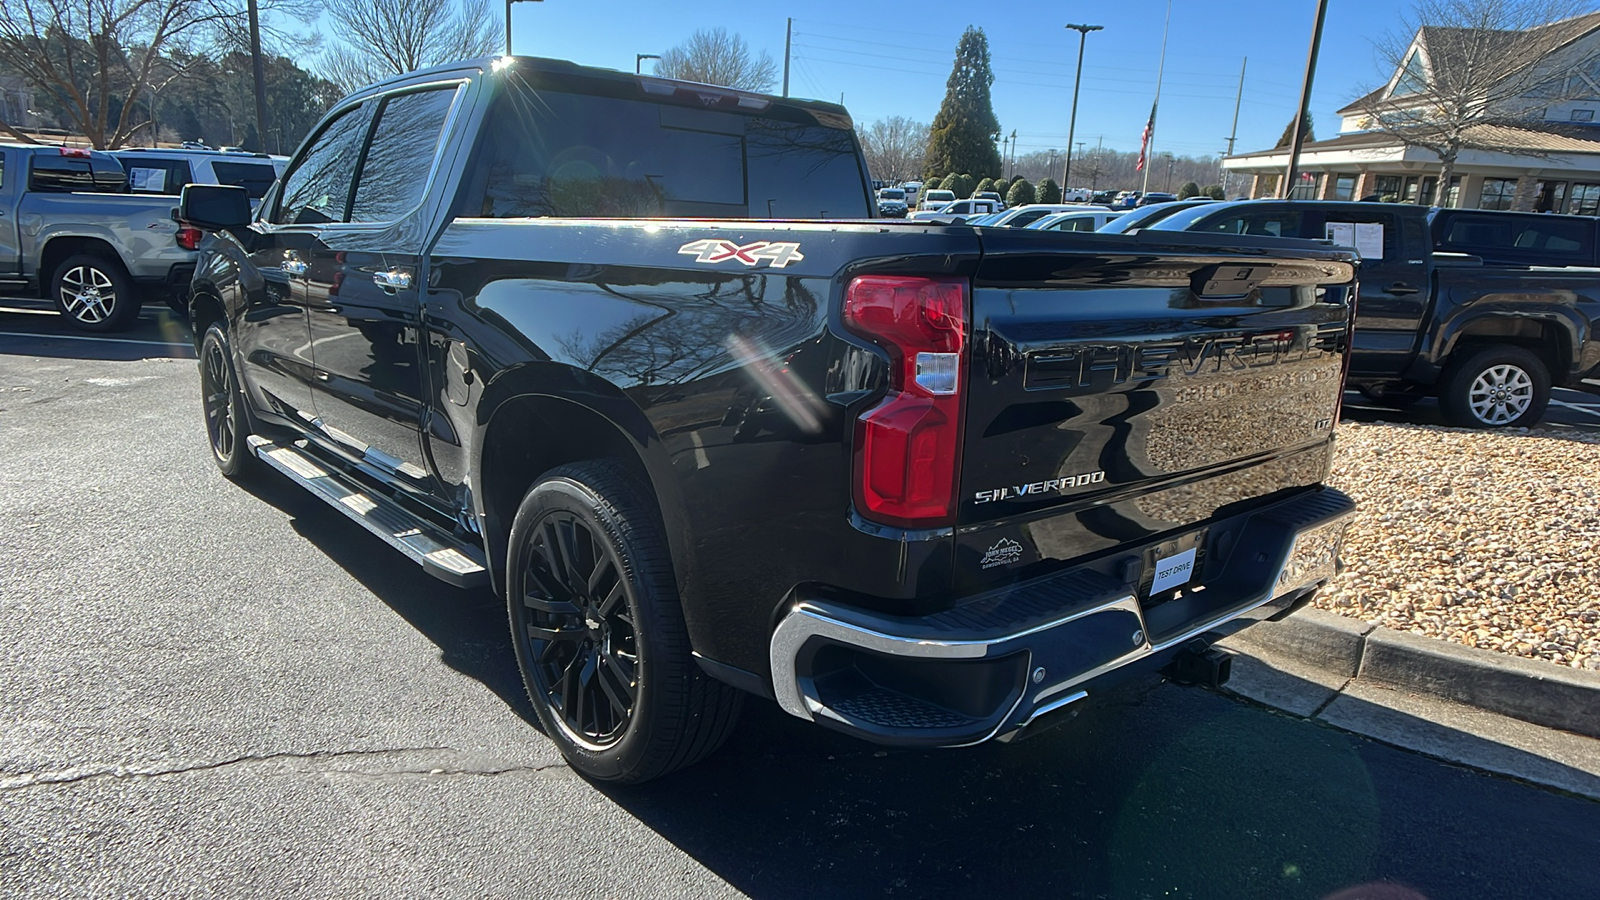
[957,230,1355,589]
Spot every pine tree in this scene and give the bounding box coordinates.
[1275,112,1315,148]
[923,27,1002,182]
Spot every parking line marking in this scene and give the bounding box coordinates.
[1550,399,1600,420]
[0,306,58,316]
[0,331,191,350]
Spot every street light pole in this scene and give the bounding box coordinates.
[1282,0,1329,199]
[506,0,543,56]
[636,54,660,74]
[1062,23,1102,191]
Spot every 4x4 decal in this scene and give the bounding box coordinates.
[678,239,805,268]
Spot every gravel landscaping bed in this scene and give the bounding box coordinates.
[1316,421,1600,671]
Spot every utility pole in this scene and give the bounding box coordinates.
[1001,133,1011,179]
[1166,154,1175,192]
[247,0,267,153]
[1062,23,1102,190]
[1009,129,1017,180]
[506,0,542,56]
[1141,0,1173,195]
[1223,57,1246,196]
[783,18,792,97]
[1283,0,1329,199]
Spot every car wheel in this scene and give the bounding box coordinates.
[50,254,141,332]
[1440,346,1550,428]
[507,460,742,783]
[199,323,256,479]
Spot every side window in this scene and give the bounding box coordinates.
[349,87,459,223]
[1196,211,1303,237]
[274,105,369,225]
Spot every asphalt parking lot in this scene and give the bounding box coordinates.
[2,302,1598,899]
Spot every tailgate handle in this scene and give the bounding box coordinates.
[1191,264,1268,301]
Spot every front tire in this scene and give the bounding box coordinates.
[1440,346,1550,428]
[199,324,255,479]
[507,460,741,783]
[50,254,141,332]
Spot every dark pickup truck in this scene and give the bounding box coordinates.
[1148,200,1600,427]
[180,56,1358,783]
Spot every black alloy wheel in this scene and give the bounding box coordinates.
[199,324,254,479]
[518,509,639,748]
[506,461,741,783]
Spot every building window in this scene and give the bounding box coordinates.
[1479,178,1518,210]
[1332,173,1358,201]
[1573,109,1595,122]
[1570,183,1600,216]
[1288,171,1322,200]
[1374,175,1403,202]
[1393,50,1428,97]
[1443,176,1462,208]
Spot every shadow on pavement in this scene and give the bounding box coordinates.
[234,466,538,728]
[0,300,195,361]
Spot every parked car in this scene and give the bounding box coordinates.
[110,147,288,208]
[902,181,922,203]
[0,144,199,330]
[910,198,1000,222]
[963,212,1006,226]
[1137,192,1178,206]
[1061,187,1092,202]
[1027,209,1126,232]
[1145,199,1600,427]
[1097,199,1217,233]
[1091,190,1118,205]
[875,187,908,218]
[972,190,1004,208]
[179,55,1358,784]
[989,203,1105,229]
[917,188,956,211]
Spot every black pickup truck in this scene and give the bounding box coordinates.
[1149,200,1600,427]
[180,56,1358,783]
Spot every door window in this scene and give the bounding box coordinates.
[349,86,460,223]
[274,104,369,225]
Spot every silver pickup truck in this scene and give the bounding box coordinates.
[0,145,197,331]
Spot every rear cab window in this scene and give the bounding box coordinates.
[212,161,281,199]
[1435,212,1595,265]
[458,79,869,219]
[28,151,127,194]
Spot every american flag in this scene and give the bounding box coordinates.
[1135,102,1157,172]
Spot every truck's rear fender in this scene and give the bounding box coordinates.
[431,218,984,677]
[24,197,184,282]
[1415,274,1597,383]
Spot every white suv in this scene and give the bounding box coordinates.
[109,147,288,206]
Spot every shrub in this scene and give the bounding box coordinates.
[1005,178,1037,206]
[1036,178,1062,204]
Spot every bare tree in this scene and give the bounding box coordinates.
[1356,0,1596,201]
[856,116,929,183]
[654,27,777,92]
[320,0,499,94]
[0,0,249,147]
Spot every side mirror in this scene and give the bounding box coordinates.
[178,184,251,231]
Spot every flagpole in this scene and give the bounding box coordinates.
[1141,0,1173,195]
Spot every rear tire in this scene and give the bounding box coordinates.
[507,460,741,783]
[50,254,141,332]
[1440,346,1550,428]
[199,324,256,480]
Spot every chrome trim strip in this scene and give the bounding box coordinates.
[1019,689,1088,729]
[769,593,1140,721]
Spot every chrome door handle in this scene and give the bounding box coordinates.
[281,259,307,276]
[374,270,412,290]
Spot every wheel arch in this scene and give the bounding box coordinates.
[472,368,693,604]
[1438,311,1578,380]
[38,236,130,294]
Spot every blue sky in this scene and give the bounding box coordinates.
[507,0,1413,161]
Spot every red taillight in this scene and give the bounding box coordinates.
[843,275,967,527]
[59,147,91,158]
[175,226,203,250]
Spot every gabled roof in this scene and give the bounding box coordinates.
[1336,11,1600,116]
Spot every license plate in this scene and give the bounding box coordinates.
[1151,547,1199,595]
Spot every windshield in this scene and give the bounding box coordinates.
[879,189,905,200]
[1098,201,1210,233]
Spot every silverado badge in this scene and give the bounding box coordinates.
[678,239,805,268]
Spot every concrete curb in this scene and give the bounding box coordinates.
[1222,609,1600,739]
